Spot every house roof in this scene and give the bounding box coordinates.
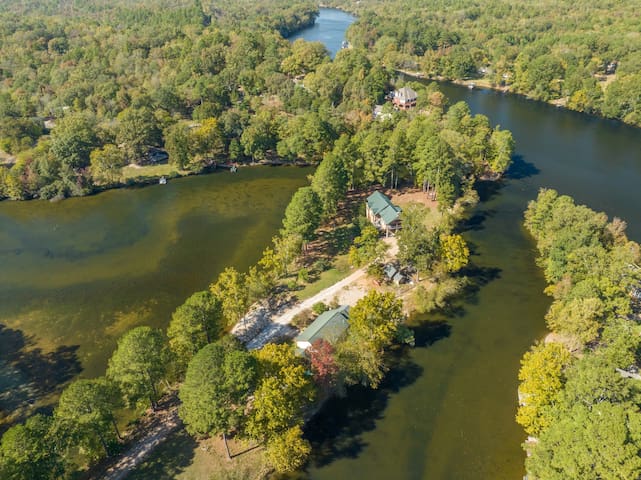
[295,305,350,345]
[395,86,417,102]
[366,191,402,225]
[383,263,398,279]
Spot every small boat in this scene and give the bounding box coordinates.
[230,165,238,173]
[159,176,167,184]
[468,82,475,90]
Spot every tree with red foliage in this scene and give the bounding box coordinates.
[307,339,339,392]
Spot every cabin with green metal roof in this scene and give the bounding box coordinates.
[295,305,350,351]
[366,191,402,236]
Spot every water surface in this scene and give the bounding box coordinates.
[287,8,355,58]
[299,41,641,480]
[0,167,309,425]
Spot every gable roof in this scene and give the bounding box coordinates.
[366,191,402,225]
[295,305,350,345]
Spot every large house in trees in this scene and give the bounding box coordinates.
[366,191,402,236]
[295,305,350,352]
[392,86,417,110]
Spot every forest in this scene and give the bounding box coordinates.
[0,0,514,201]
[519,189,641,479]
[326,0,641,126]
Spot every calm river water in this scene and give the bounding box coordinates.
[288,7,352,58]
[291,8,641,480]
[0,167,309,425]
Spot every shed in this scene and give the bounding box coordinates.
[383,263,405,285]
[295,305,350,351]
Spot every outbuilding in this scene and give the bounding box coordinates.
[294,305,350,351]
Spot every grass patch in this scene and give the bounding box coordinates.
[122,163,186,182]
[422,207,443,230]
[128,428,268,480]
[296,254,352,301]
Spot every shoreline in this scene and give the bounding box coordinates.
[397,69,634,129]
[2,159,312,204]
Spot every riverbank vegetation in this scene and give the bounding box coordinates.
[0,0,520,201]
[518,189,641,478]
[325,0,641,127]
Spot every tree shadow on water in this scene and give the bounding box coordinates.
[304,322,451,470]
[457,264,502,307]
[459,208,496,232]
[412,320,452,348]
[506,155,539,180]
[0,324,82,429]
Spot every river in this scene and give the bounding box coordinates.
[287,7,353,58]
[0,167,309,426]
[289,8,641,480]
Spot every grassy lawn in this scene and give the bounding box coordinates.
[122,163,186,182]
[296,254,352,301]
[422,206,443,230]
[128,429,268,480]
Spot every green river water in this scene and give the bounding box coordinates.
[4,8,641,480]
[0,167,310,425]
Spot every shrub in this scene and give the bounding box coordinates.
[291,308,314,329]
[312,302,329,315]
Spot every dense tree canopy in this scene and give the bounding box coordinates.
[520,189,641,477]
[179,340,257,438]
[0,415,63,480]
[327,0,641,127]
[54,378,123,459]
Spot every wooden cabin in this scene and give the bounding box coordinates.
[366,191,402,236]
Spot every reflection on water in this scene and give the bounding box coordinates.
[0,167,310,426]
[305,82,641,479]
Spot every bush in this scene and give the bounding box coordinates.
[313,258,331,273]
[312,302,329,315]
[366,262,385,281]
[413,277,467,313]
[291,309,314,329]
[297,267,310,283]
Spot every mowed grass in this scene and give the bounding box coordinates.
[296,254,352,301]
[122,163,186,182]
[128,428,269,480]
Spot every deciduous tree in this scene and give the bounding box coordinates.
[106,326,168,410]
[167,291,223,374]
[516,342,572,436]
[265,426,311,473]
[210,267,248,327]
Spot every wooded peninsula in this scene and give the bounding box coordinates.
[1,0,641,479]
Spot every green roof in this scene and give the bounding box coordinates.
[295,305,349,345]
[366,191,401,225]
